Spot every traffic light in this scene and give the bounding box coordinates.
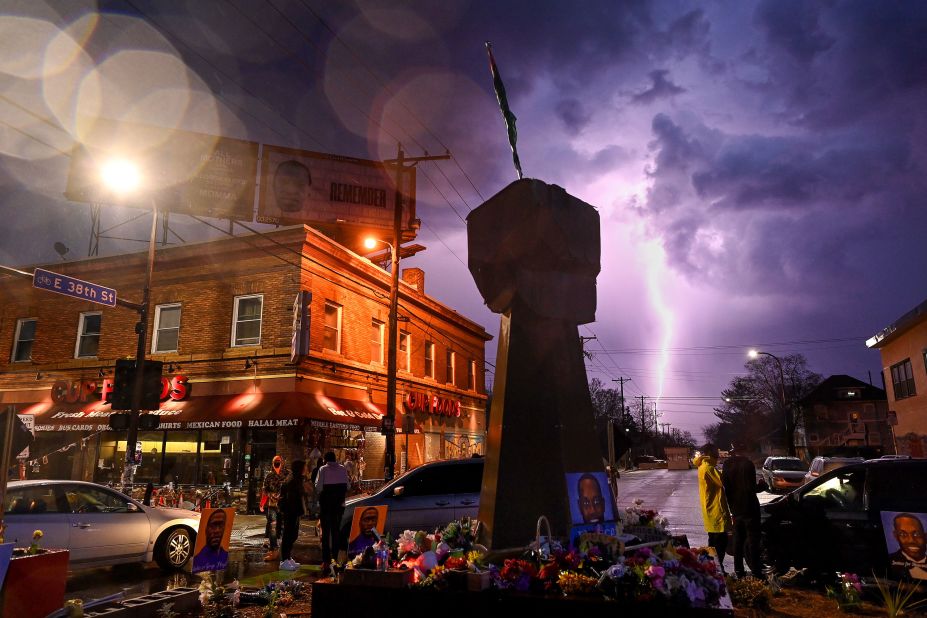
[109,413,130,431]
[380,415,395,436]
[110,359,135,410]
[139,414,160,430]
[140,361,163,410]
[110,359,163,410]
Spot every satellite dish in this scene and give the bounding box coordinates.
[53,242,69,259]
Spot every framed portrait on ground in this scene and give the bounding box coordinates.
[565,471,615,525]
[192,507,235,573]
[881,511,927,580]
[348,505,388,558]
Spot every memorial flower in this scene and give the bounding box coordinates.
[27,529,43,555]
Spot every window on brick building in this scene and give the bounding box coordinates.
[446,350,456,386]
[152,304,181,354]
[75,312,101,358]
[399,331,410,372]
[232,295,262,347]
[890,359,916,400]
[323,301,342,353]
[468,359,476,391]
[371,319,384,364]
[11,318,35,362]
[425,341,434,378]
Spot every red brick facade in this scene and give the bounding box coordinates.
[0,226,490,502]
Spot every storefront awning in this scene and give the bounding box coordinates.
[19,392,384,432]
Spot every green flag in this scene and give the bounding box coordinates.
[485,42,523,180]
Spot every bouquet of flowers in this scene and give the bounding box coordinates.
[597,546,726,608]
[620,499,669,530]
[826,572,862,612]
[489,558,538,592]
[198,575,239,618]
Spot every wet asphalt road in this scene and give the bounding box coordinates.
[616,467,780,570]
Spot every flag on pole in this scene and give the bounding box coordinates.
[485,42,523,180]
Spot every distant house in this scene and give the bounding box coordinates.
[795,375,892,458]
[867,298,927,457]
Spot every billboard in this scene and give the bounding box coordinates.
[257,144,416,234]
[65,118,259,220]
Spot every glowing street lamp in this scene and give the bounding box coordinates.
[748,349,793,456]
[365,235,399,480]
[99,159,141,194]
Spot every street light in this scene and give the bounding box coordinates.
[365,235,399,481]
[100,159,158,487]
[748,349,793,456]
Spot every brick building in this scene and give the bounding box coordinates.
[796,374,893,458]
[867,297,927,456]
[0,226,490,510]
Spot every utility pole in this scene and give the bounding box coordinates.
[660,422,670,435]
[611,377,630,470]
[381,145,450,481]
[612,378,629,421]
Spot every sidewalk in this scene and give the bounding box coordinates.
[230,514,323,563]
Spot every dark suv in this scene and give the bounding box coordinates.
[762,459,927,575]
[340,457,484,540]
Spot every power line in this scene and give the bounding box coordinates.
[590,336,867,354]
[295,0,486,203]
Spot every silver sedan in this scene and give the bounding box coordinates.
[3,480,200,570]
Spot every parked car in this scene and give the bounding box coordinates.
[341,457,483,541]
[761,456,806,493]
[762,459,927,575]
[634,455,667,468]
[4,480,200,570]
[804,456,864,484]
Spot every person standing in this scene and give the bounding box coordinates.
[278,459,306,571]
[315,451,349,571]
[694,443,731,573]
[721,440,765,578]
[260,455,287,561]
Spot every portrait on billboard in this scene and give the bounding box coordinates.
[257,145,416,235]
[192,507,234,573]
[882,511,927,580]
[347,505,388,557]
[565,471,615,525]
[273,160,313,213]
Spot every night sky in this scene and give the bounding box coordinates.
[1,1,925,439]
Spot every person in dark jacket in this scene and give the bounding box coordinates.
[278,459,306,570]
[721,441,766,578]
[315,451,349,571]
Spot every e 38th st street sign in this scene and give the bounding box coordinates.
[32,267,117,307]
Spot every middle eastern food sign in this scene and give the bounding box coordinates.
[65,118,259,220]
[257,144,416,233]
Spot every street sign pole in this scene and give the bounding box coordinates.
[121,203,158,488]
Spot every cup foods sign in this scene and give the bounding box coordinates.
[50,375,190,404]
[403,391,461,418]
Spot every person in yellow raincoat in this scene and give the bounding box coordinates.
[693,443,730,573]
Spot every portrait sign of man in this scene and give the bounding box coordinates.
[348,505,387,557]
[565,471,614,525]
[273,160,312,213]
[192,507,234,573]
[883,511,927,580]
